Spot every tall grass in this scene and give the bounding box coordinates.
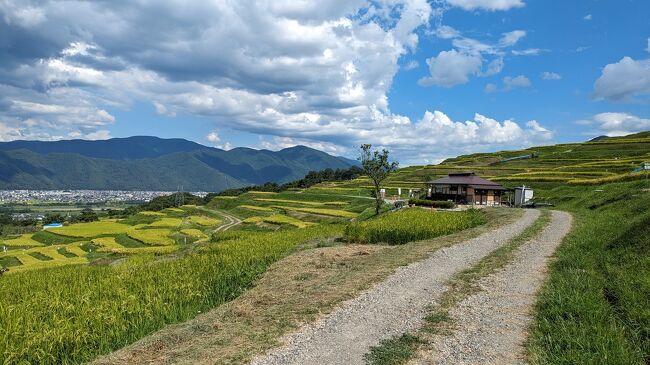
[528,181,650,364]
[0,225,342,364]
[344,208,485,245]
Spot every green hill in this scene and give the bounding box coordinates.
[329,132,650,194]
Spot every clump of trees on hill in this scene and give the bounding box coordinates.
[214,165,364,197]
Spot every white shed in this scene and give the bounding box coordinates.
[514,186,534,206]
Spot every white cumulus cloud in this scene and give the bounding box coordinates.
[578,112,650,136]
[419,50,482,87]
[420,28,526,87]
[445,0,524,11]
[206,132,221,143]
[503,75,531,90]
[541,72,562,80]
[592,57,650,102]
[0,0,556,163]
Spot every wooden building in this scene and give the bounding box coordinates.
[427,172,507,205]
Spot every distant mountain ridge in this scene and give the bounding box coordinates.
[0,136,358,191]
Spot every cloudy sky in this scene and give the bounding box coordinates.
[0,0,649,164]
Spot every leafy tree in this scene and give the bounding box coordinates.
[43,213,66,225]
[76,208,99,223]
[359,144,398,215]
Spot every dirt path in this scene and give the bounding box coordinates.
[412,210,572,365]
[213,211,242,232]
[248,209,541,365]
[196,207,242,232]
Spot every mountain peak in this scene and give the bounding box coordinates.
[0,137,357,191]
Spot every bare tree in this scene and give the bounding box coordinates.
[359,144,399,215]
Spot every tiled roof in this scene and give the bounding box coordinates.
[427,172,506,190]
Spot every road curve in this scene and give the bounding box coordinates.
[214,211,242,232]
[248,209,541,365]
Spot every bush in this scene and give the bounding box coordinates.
[408,199,455,209]
[344,208,485,245]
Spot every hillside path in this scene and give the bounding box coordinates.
[248,209,541,365]
[214,211,242,232]
[196,207,242,232]
[412,210,572,365]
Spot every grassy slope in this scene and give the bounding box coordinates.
[527,181,650,364]
[330,131,650,193]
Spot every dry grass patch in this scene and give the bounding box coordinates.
[93,208,520,365]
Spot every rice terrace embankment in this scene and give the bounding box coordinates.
[2,132,650,364]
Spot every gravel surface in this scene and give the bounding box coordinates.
[413,210,572,365]
[248,209,540,365]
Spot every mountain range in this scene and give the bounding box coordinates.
[0,136,358,191]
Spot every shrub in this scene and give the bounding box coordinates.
[408,199,455,209]
[344,208,485,245]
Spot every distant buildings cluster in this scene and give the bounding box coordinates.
[0,189,210,205]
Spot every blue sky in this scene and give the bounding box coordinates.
[0,0,649,164]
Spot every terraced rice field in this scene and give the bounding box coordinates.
[127,228,175,246]
[49,221,133,238]
[139,211,166,216]
[273,206,359,218]
[187,215,222,226]
[0,224,342,364]
[181,228,209,239]
[244,214,314,228]
[148,217,183,227]
[0,208,231,272]
[1,234,44,247]
[344,208,486,244]
[239,205,276,212]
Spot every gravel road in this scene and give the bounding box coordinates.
[214,212,241,232]
[413,210,572,365]
[248,209,541,365]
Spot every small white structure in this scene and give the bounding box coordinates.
[644,162,650,170]
[397,187,402,196]
[380,188,386,199]
[514,186,534,206]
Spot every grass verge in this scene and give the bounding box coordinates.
[527,181,650,365]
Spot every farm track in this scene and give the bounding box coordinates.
[195,207,242,232]
[214,211,242,232]
[412,210,572,364]
[247,209,541,365]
